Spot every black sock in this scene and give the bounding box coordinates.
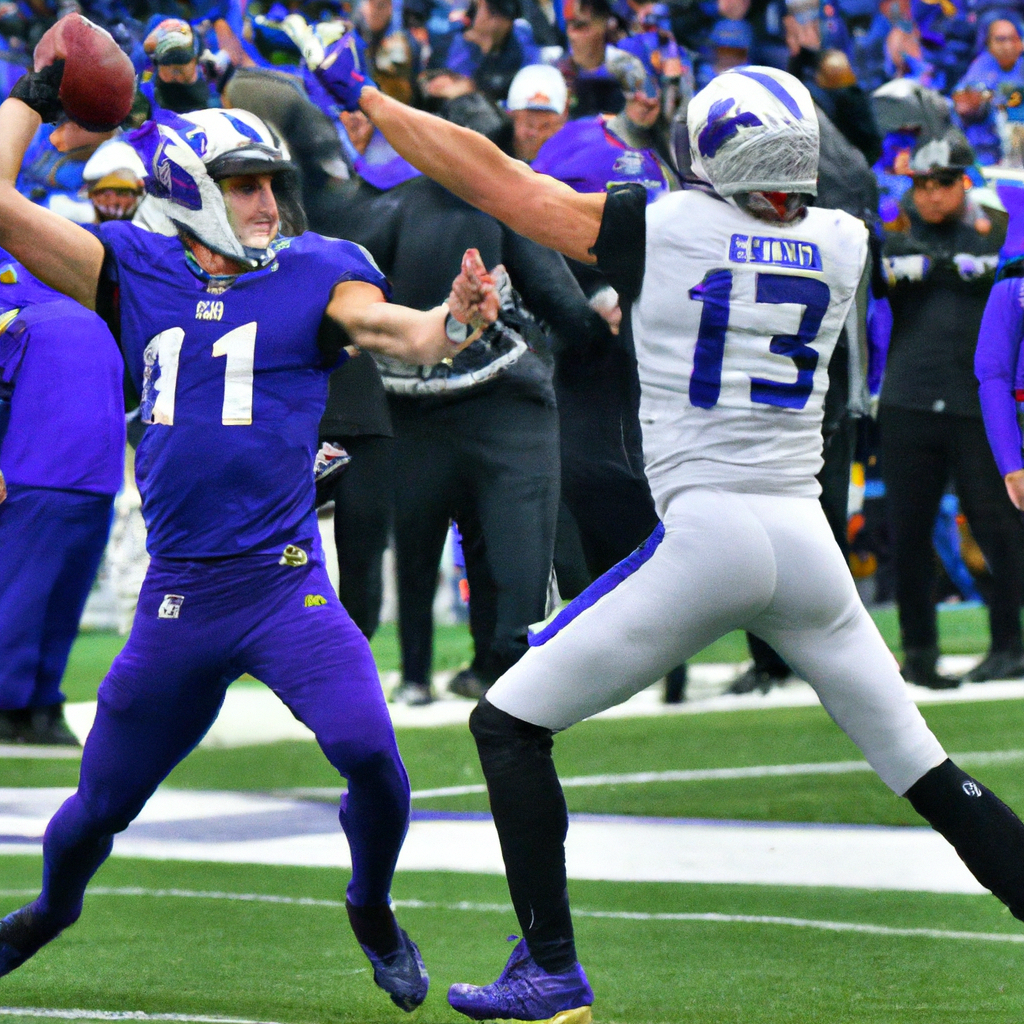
[470,698,578,974]
[906,759,1024,920]
[346,900,400,956]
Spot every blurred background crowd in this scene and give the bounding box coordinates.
[5,0,1024,745]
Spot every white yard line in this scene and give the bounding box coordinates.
[0,747,81,761]
[0,787,993,893]
[0,889,1018,946]
[271,747,1024,801]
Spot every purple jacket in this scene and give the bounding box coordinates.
[976,272,1024,476]
[532,116,674,201]
[0,256,125,495]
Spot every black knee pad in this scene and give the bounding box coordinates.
[470,698,553,756]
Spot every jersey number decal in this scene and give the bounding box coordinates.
[144,322,256,426]
[688,270,831,411]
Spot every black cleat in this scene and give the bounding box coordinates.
[448,668,491,701]
[961,651,1024,684]
[24,705,80,746]
[727,666,787,695]
[901,647,960,690]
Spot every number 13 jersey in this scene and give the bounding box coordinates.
[594,184,868,510]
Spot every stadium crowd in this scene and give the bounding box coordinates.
[5,0,1024,741]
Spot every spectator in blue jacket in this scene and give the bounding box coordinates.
[963,15,1024,109]
[951,78,1003,164]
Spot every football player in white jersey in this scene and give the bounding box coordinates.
[314,48,1024,1023]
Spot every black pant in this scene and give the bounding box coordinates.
[555,347,659,590]
[323,434,394,640]
[390,386,560,685]
[881,405,1024,654]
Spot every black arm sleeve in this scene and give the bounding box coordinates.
[591,183,647,305]
[501,226,614,358]
[317,313,355,369]
[94,245,121,344]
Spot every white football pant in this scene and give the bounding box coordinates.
[487,487,947,796]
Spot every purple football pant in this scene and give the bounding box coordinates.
[0,485,114,710]
[36,554,410,930]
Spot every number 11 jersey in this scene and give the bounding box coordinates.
[98,222,389,560]
[593,184,868,510]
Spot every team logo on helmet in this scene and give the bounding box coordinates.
[687,66,819,199]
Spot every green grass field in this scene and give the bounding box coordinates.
[0,857,1021,1023]
[59,602,993,705]
[4,608,1024,1022]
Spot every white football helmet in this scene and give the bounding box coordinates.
[687,66,819,199]
[128,107,305,264]
[181,107,295,180]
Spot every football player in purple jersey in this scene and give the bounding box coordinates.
[0,65,499,1011]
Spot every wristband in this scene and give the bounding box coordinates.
[445,312,470,346]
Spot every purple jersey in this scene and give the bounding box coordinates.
[0,255,124,495]
[98,223,388,559]
[976,272,1024,476]
[532,116,673,202]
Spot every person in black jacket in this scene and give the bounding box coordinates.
[308,100,613,703]
[317,356,395,640]
[881,130,1024,688]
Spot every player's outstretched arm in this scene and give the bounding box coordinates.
[358,88,604,265]
[0,98,105,310]
[327,249,500,364]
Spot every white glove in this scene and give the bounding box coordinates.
[883,254,930,286]
[952,253,1000,281]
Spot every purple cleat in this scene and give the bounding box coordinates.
[448,937,593,1023]
[359,926,429,1012]
[0,903,67,978]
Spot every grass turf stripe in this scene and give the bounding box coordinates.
[1,887,1019,945]
[0,1011,290,1023]
[277,747,1024,800]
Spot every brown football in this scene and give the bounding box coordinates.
[34,13,135,131]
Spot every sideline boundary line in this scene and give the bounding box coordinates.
[274,748,1024,800]
[0,1011,290,1024]
[0,887,1019,945]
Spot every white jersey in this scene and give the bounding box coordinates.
[630,188,868,508]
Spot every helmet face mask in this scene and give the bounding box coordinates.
[687,67,819,201]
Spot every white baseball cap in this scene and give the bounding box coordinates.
[506,64,568,114]
[82,139,146,192]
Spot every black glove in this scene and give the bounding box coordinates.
[10,60,65,123]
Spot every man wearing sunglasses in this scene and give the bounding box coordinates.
[879,129,1024,689]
